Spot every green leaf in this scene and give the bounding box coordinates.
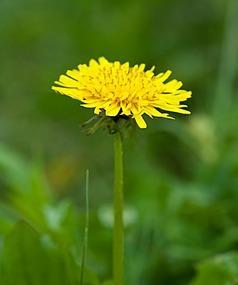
[0,221,99,285]
[82,267,100,285]
[102,280,113,285]
[191,252,238,285]
[0,144,28,191]
[0,221,76,285]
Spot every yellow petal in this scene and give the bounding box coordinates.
[94,107,101,114]
[55,75,78,87]
[114,61,121,69]
[159,91,192,103]
[98,57,109,66]
[105,104,120,116]
[134,115,147,128]
[121,102,131,116]
[89,59,99,67]
[158,103,191,114]
[144,106,166,118]
[52,86,86,100]
[156,70,172,82]
[138,64,146,72]
[164,79,183,91]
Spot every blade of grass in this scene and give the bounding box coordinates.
[80,169,89,285]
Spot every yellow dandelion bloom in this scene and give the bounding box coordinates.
[52,57,191,128]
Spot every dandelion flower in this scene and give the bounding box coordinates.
[52,57,191,128]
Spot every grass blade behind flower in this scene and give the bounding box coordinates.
[80,169,89,285]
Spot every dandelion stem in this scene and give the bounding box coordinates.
[113,131,124,285]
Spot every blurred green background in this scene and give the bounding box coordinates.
[1,0,238,284]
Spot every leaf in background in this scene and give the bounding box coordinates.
[0,220,100,285]
[0,144,29,191]
[82,267,100,285]
[0,221,73,285]
[102,280,113,285]
[190,252,238,285]
[0,202,19,235]
[0,143,53,233]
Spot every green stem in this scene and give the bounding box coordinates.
[113,131,124,285]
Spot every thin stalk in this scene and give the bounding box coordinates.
[113,132,124,285]
[80,169,89,285]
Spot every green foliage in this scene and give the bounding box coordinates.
[191,253,238,285]
[0,221,75,285]
[0,221,99,285]
[0,144,100,284]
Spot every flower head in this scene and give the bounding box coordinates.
[52,57,191,128]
